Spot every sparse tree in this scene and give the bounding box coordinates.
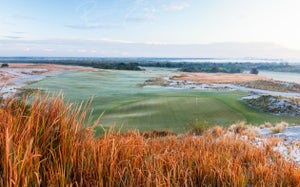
[250,67,259,74]
[1,63,9,68]
[211,66,220,73]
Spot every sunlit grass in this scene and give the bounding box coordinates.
[26,70,300,132]
[270,122,289,134]
[0,94,299,186]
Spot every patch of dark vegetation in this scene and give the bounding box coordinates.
[180,64,243,73]
[140,77,167,87]
[244,95,300,116]
[92,62,143,71]
[141,130,177,139]
[250,67,259,74]
[187,119,210,135]
[16,88,42,97]
[1,63,9,68]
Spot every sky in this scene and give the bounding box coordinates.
[1,0,300,58]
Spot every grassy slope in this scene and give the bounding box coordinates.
[98,92,300,132]
[100,95,243,131]
[27,69,300,133]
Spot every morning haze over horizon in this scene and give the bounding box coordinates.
[1,0,300,58]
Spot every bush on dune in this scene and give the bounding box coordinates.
[0,94,300,186]
[271,121,289,134]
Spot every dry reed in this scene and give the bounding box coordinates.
[0,94,299,186]
[271,122,289,134]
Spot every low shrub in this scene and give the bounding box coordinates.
[271,121,288,134]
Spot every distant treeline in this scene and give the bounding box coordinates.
[140,61,300,73]
[1,58,300,73]
[141,62,244,73]
[0,59,143,71]
[92,62,142,71]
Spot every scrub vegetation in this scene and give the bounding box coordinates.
[0,94,300,186]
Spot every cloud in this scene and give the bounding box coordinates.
[66,23,121,30]
[2,36,23,39]
[1,38,299,58]
[125,16,153,23]
[77,49,87,53]
[2,31,25,40]
[163,2,190,11]
[123,2,157,24]
[43,48,54,52]
[74,1,127,29]
[11,14,38,21]
[91,50,97,53]
[23,47,30,52]
[0,38,132,46]
[12,31,26,34]
[69,1,158,29]
[124,16,155,24]
[97,38,134,44]
[143,41,167,45]
[121,51,130,56]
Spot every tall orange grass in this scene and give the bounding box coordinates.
[0,94,299,186]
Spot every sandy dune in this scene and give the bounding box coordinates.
[172,72,270,83]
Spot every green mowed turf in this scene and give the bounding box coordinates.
[213,93,300,124]
[97,92,300,133]
[27,68,300,133]
[100,96,244,132]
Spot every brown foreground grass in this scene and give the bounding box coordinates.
[0,94,300,186]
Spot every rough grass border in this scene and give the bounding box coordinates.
[0,94,299,186]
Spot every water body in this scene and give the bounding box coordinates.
[259,71,300,84]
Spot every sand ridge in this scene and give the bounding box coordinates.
[172,72,270,83]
